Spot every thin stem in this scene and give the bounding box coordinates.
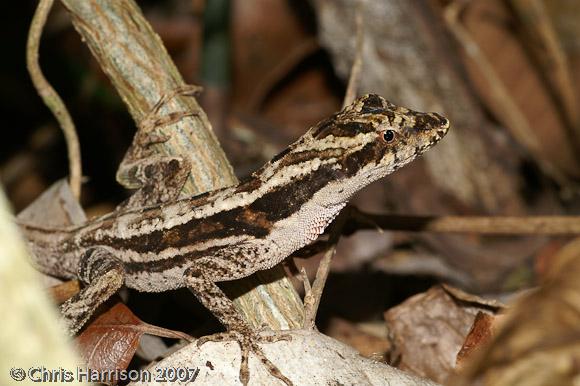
[303,214,345,329]
[348,207,580,235]
[342,2,364,109]
[26,0,82,199]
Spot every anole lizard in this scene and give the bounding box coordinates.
[20,94,449,385]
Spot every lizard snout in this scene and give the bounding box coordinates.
[434,113,449,130]
[411,112,449,134]
[423,112,449,141]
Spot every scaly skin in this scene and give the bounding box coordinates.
[21,94,449,385]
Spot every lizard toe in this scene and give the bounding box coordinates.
[196,329,293,386]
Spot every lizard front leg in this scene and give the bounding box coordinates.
[117,155,191,209]
[60,248,124,334]
[183,267,293,386]
[116,85,200,209]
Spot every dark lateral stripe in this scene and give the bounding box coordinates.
[270,146,292,164]
[313,121,375,139]
[248,162,346,222]
[113,184,237,232]
[277,147,344,168]
[85,205,272,255]
[251,141,386,222]
[93,142,386,255]
[234,176,262,194]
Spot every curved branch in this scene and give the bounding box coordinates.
[26,0,82,199]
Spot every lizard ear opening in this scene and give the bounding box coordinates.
[381,130,396,143]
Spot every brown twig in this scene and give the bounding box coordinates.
[303,213,345,329]
[303,245,336,330]
[299,267,312,298]
[347,206,580,235]
[26,0,82,200]
[342,2,364,109]
[292,207,580,262]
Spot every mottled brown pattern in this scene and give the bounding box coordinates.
[240,208,271,229]
[359,94,385,113]
[410,112,448,132]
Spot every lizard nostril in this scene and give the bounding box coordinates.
[430,113,449,129]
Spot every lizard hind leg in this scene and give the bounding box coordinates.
[183,268,293,386]
[60,248,125,335]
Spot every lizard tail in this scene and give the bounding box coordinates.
[17,221,80,279]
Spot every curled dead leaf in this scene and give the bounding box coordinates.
[76,302,192,385]
[384,285,503,384]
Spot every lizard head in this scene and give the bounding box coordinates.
[299,94,449,180]
[259,94,449,204]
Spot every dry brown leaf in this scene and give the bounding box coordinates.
[76,302,192,384]
[232,0,340,128]
[451,237,580,386]
[441,283,505,309]
[455,312,502,368]
[384,285,502,384]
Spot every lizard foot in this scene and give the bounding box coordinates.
[197,329,293,386]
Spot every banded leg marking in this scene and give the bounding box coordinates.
[60,248,124,335]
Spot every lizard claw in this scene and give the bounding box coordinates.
[197,329,293,386]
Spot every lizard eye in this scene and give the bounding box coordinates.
[382,130,396,143]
